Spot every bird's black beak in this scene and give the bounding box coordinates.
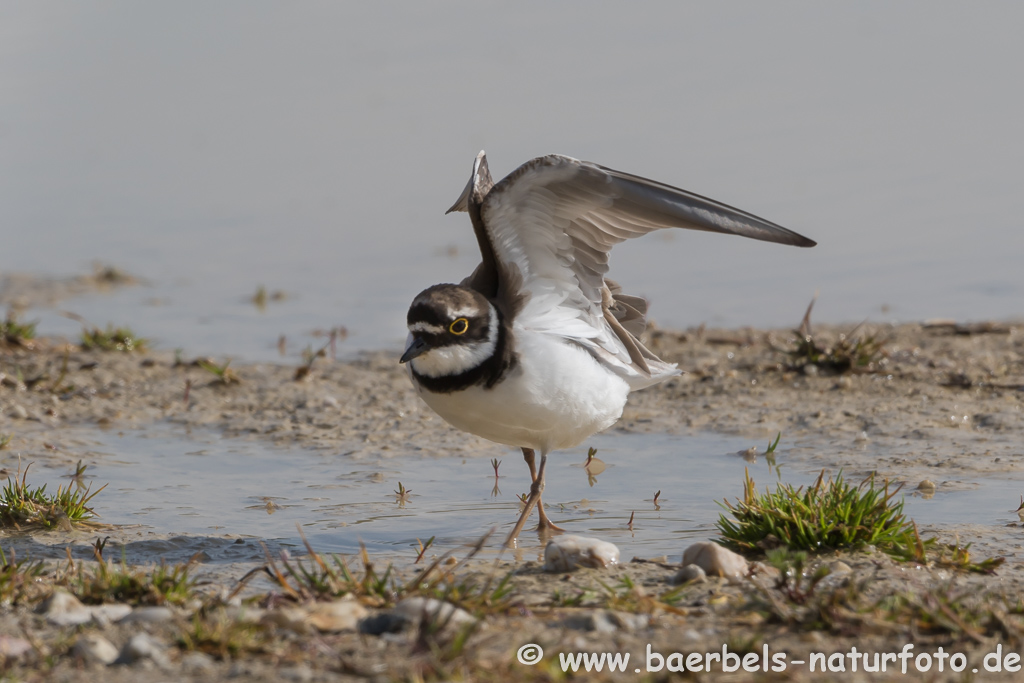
[400,336,430,364]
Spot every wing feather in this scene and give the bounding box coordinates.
[464,153,814,386]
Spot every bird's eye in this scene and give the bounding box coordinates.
[449,318,469,335]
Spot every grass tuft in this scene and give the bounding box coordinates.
[80,324,148,352]
[197,358,241,385]
[780,298,886,374]
[717,469,917,557]
[68,554,198,606]
[0,462,106,530]
[718,468,1004,574]
[1,310,37,348]
[0,546,47,605]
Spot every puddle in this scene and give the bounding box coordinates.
[6,427,1023,565]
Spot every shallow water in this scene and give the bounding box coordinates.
[11,427,1023,565]
[2,3,1022,362]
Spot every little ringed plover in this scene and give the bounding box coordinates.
[400,152,815,545]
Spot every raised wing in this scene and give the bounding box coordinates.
[457,153,815,385]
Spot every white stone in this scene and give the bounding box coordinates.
[681,542,748,579]
[261,606,312,634]
[72,634,119,665]
[307,598,368,632]
[38,589,92,626]
[0,635,33,659]
[543,535,620,571]
[673,564,708,584]
[120,606,176,624]
[394,597,476,630]
[116,633,170,668]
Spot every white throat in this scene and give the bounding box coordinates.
[409,305,498,378]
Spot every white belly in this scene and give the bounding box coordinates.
[411,330,631,453]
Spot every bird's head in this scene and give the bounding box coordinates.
[401,284,497,377]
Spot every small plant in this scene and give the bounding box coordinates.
[293,328,341,380]
[179,610,271,660]
[0,463,106,530]
[780,298,886,374]
[596,574,687,614]
[717,470,1003,574]
[0,434,11,450]
[1,311,37,348]
[718,469,923,557]
[251,285,285,312]
[265,541,395,605]
[197,358,240,385]
[293,344,325,381]
[68,553,198,606]
[0,546,47,604]
[80,324,147,352]
[764,548,831,604]
[414,536,436,564]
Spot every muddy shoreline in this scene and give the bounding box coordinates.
[1,307,1023,681]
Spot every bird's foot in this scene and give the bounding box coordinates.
[536,502,564,533]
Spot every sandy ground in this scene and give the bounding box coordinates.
[1,273,1023,681]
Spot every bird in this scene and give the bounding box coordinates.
[400,151,815,545]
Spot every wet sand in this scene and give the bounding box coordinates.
[1,306,1023,681]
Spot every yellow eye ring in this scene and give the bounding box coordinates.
[449,318,469,335]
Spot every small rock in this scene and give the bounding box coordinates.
[608,611,650,631]
[72,634,119,665]
[307,598,368,633]
[564,611,617,633]
[279,664,314,683]
[261,606,312,634]
[543,535,620,571]
[115,633,170,668]
[917,479,937,493]
[393,597,476,631]
[181,651,215,673]
[38,589,92,626]
[121,606,176,624]
[0,635,34,660]
[10,404,28,420]
[89,603,133,625]
[681,542,748,579]
[358,612,407,635]
[673,564,708,584]
[828,560,853,575]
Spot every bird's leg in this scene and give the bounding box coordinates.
[521,448,564,533]
[506,449,550,545]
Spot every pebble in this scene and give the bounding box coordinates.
[828,560,853,575]
[37,589,133,626]
[279,663,314,682]
[306,597,369,632]
[10,404,28,419]
[261,606,312,634]
[673,564,708,584]
[0,635,34,660]
[181,651,216,672]
[38,590,90,626]
[120,606,176,624]
[72,634,119,665]
[393,597,476,630]
[564,611,617,633]
[115,633,171,668]
[608,611,651,631]
[917,479,937,493]
[543,535,620,571]
[681,542,748,579]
